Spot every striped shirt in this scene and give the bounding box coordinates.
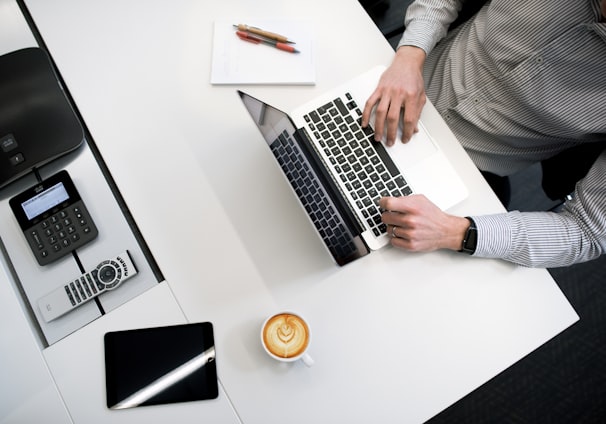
[399,0,606,267]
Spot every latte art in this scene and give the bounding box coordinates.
[262,313,309,359]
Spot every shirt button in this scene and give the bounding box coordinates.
[535,56,544,65]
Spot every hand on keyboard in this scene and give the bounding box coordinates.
[361,46,427,146]
[379,195,469,252]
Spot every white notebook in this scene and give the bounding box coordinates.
[210,19,315,85]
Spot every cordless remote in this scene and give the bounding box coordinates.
[38,251,137,322]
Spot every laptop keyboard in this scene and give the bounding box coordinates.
[303,94,412,237]
[271,131,360,260]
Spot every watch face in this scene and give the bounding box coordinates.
[461,218,477,254]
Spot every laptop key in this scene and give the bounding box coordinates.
[372,141,400,177]
[335,97,349,116]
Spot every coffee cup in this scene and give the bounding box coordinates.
[261,312,314,367]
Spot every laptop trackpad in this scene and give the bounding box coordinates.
[384,121,438,170]
[384,121,467,210]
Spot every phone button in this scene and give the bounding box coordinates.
[9,153,25,166]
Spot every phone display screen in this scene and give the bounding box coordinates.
[21,182,69,220]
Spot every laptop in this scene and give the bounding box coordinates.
[238,65,467,265]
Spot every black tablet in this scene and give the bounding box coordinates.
[104,322,218,409]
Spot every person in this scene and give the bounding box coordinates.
[361,0,606,267]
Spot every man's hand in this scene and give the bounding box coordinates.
[361,46,427,146]
[379,195,470,252]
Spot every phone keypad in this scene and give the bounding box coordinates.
[26,200,98,265]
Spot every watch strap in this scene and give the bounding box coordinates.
[459,217,477,254]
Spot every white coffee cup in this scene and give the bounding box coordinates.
[261,312,314,367]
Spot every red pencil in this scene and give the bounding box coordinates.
[236,31,300,54]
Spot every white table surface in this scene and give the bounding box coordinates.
[1,0,580,422]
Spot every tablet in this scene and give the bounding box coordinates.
[104,322,218,409]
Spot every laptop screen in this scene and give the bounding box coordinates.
[238,91,369,265]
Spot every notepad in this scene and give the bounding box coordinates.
[211,19,315,85]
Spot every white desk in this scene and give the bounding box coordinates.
[2,0,579,423]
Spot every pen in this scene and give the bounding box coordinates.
[236,31,300,54]
[233,24,296,44]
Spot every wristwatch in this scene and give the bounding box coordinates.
[459,217,477,254]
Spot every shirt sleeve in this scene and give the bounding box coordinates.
[470,150,606,267]
[397,0,465,54]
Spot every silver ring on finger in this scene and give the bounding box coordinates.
[391,225,398,238]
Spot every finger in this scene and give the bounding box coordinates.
[389,225,415,249]
[391,235,413,250]
[385,105,402,146]
[401,95,425,143]
[372,96,391,142]
[362,91,380,127]
[381,210,408,230]
[379,196,404,212]
[379,197,391,213]
[393,227,410,241]
[389,225,398,238]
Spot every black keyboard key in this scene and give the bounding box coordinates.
[372,141,400,177]
[395,175,408,188]
[317,102,331,115]
[335,97,349,116]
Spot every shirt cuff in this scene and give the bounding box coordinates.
[397,20,443,54]
[468,213,513,259]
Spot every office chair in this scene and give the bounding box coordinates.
[541,142,605,202]
[359,0,391,15]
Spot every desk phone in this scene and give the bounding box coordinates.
[9,170,98,265]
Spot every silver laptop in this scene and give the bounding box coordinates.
[238,66,467,265]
